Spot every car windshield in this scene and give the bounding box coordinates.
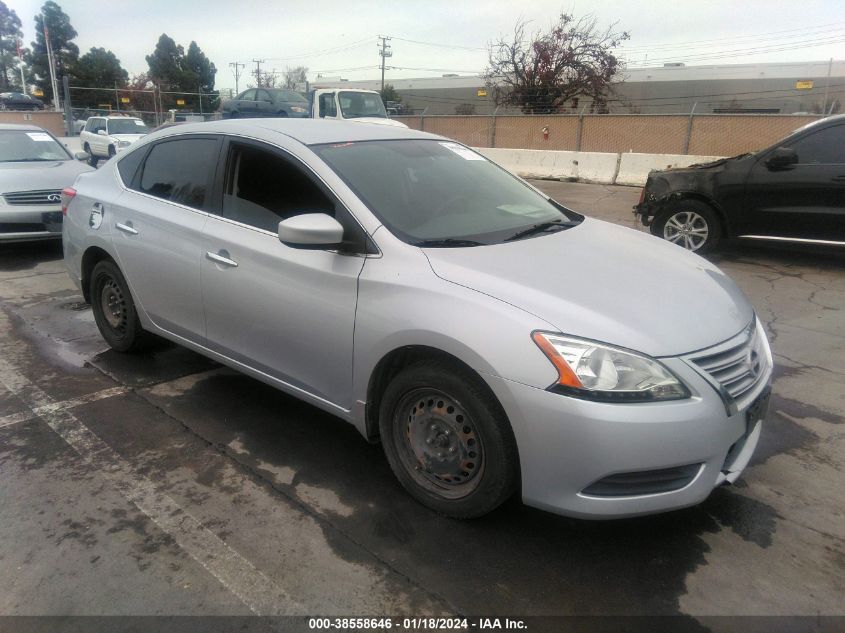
[338,91,387,119]
[108,119,149,135]
[0,130,71,162]
[314,139,581,245]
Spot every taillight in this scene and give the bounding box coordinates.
[60,187,76,216]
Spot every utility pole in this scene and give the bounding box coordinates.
[822,57,833,116]
[229,61,244,95]
[252,59,265,88]
[43,23,60,111]
[378,36,392,94]
[17,41,26,91]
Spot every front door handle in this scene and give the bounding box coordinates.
[115,221,138,235]
[206,251,238,267]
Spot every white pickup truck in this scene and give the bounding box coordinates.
[309,88,407,127]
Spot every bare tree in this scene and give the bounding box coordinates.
[484,14,629,114]
[283,65,308,90]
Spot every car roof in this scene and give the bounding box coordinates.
[0,123,46,132]
[147,118,443,146]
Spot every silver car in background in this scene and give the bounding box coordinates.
[63,120,772,519]
[0,124,92,243]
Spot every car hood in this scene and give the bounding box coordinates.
[0,160,93,193]
[111,134,145,142]
[422,218,753,357]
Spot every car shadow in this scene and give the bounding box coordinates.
[711,239,845,270]
[135,363,785,617]
[0,239,63,272]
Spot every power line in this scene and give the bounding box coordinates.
[229,61,244,95]
[391,36,487,52]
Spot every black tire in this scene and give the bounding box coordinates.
[229,110,239,119]
[86,145,99,168]
[107,145,116,159]
[378,359,519,518]
[276,110,288,117]
[651,199,721,253]
[90,259,149,353]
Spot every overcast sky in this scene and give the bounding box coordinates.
[11,0,845,92]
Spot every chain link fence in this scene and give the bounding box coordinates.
[394,113,825,156]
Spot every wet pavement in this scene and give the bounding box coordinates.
[0,181,843,619]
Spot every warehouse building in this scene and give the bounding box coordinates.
[313,59,845,116]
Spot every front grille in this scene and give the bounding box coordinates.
[3,189,63,206]
[581,463,702,497]
[688,320,770,407]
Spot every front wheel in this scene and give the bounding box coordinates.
[379,360,519,518]
[652,200,721,253]
[90,260,149,353]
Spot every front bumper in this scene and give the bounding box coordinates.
[0,205,63,242]
[486,347,771,519]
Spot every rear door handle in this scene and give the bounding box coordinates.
[115,221,138,235]
[206,251,238,267]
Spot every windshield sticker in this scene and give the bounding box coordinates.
[134,120,146,126]
[26,132,53,142]
[439,142,485,161]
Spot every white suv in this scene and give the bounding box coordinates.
[80,115,149,164]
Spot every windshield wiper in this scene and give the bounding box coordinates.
[504,221,570,242]
[412,238,485,248]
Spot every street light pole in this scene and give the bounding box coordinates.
[378,35,392,94]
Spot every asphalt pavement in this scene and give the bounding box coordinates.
[1,181,843,622]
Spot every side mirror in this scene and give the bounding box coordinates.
[278,213,344,248]
[74,151,90,161]
[766,147,798,170]
[97,129,107,136]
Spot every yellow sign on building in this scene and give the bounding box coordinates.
[477,88,487,97]
[120,97,130,103]
[795,80,814,90]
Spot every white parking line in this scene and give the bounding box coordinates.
[0,356,303,615]
[0,386,128,429]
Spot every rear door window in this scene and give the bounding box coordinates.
[135,137,219,210]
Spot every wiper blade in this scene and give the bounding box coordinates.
[0,158,57,162]
[504,221,569,242]
[412,238,485,247]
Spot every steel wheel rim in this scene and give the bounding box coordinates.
[394,388,484,499]
[100,277,127,333]
[664,211,709,251]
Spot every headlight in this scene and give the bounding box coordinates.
[532,332,690,402]
[290,106,306,113]
[118,140,131,147]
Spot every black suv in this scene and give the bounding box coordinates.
[634,114,845,252]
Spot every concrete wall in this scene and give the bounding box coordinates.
[0,111,65,137]
[473,147,724,187]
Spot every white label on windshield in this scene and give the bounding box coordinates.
[134,120,145,126]
[439,142,485,160]
[26,132,53,142]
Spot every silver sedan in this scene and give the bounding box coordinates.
[0,123,92,242]
[62,119,772,519]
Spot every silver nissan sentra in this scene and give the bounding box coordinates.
[62,119,772,519]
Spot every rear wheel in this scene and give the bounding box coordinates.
[90,260,149,353]
[276,110,288,117]
[652,199,721,253]
[107,145,116,159]
[379,359,519,518]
